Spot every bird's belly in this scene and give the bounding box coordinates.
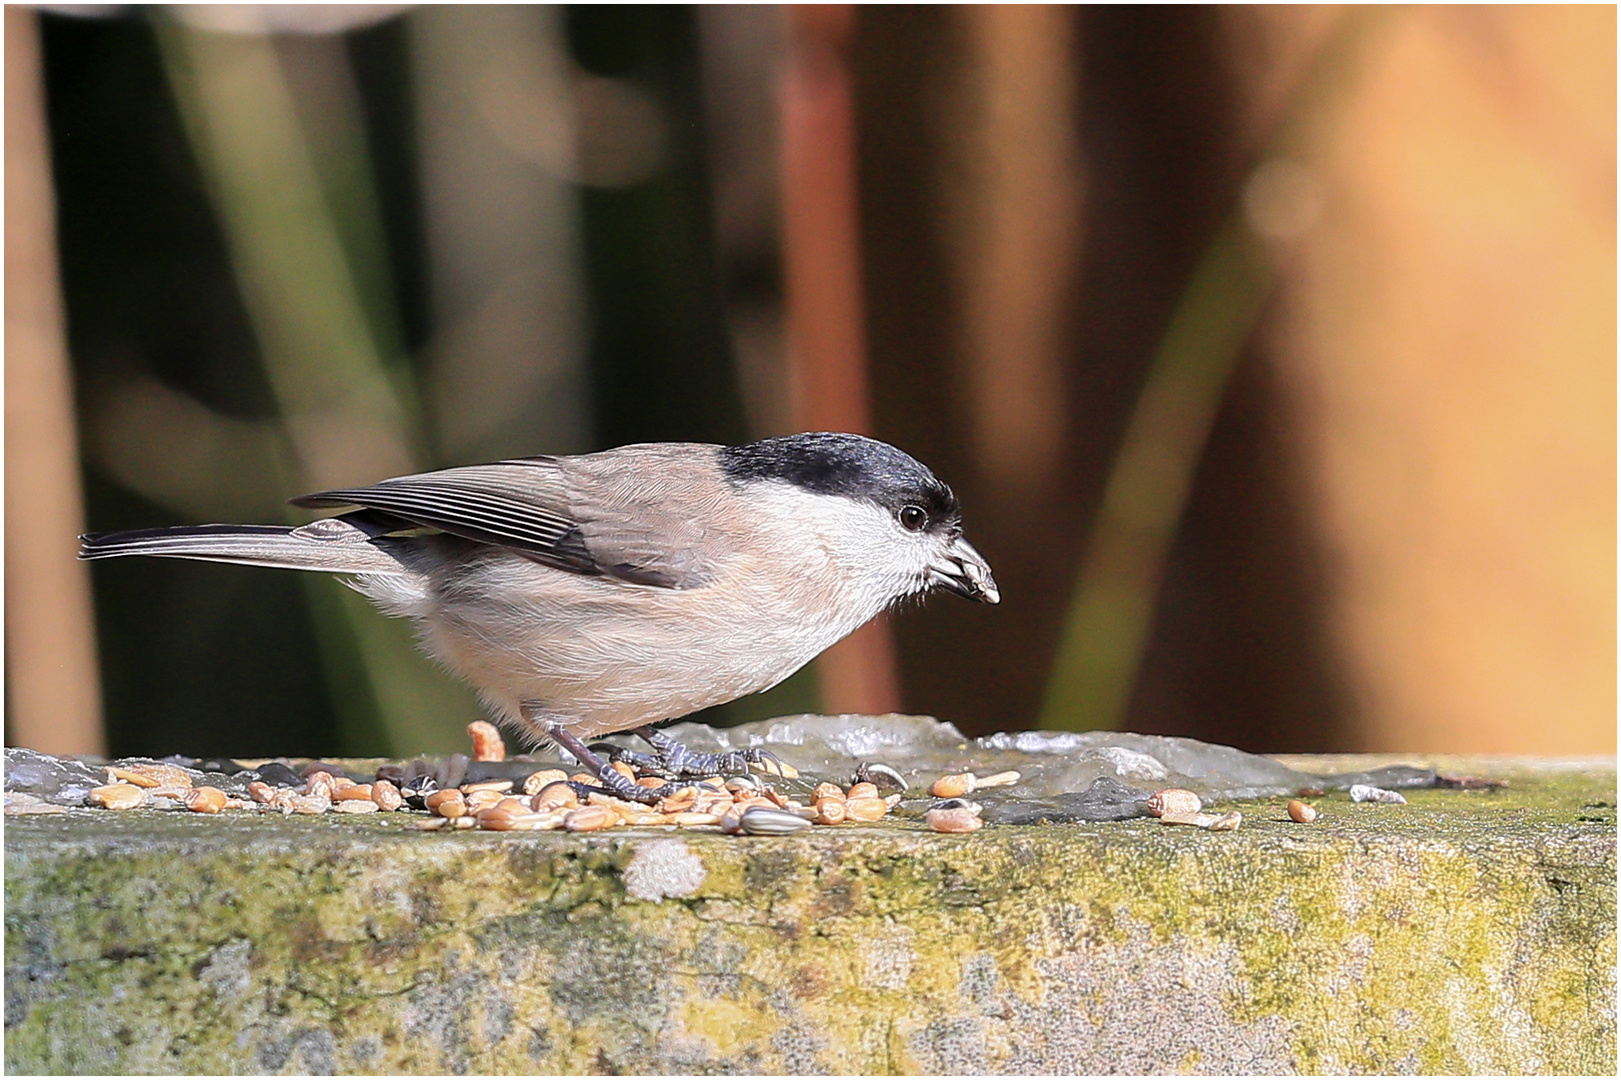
[415,570,860,737]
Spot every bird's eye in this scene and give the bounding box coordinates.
[899,505,928,532]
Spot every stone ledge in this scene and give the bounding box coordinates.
[4,755,1614,1074]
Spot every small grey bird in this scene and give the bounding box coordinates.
[79,432,999,802]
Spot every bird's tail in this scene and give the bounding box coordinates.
[77,518,411,576]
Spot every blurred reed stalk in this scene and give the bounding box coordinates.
[4,6,106,754]
[780,3,900,715]
[155,16,476,754]
[1040,221,1273,731]
[1040,11,1372,732]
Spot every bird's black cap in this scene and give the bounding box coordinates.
[720,432,961,530]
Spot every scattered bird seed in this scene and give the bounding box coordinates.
[1207,811,1242,831]
[564,805,614,832]
[467,720,506,762]
[183,787,227,814]
[1287,799,1318,823]
[1145,789,1202,818]
[371,779,404,811]
[88,784,145,810]
[739,807,811,835]
[930,773,976,799]
[426,790,467,818]
[334,799,380,814]
[845,796,889,822]
[333,785,376,802]
[522,769,569,795]
[1350,784,1407,804]
[853,762,907,792]
[847,781,879,801]
[815,797,848,825]
[276,792,331,815]
[460,778,513,794]
[973,770,1020,789]
[925,807,984,833]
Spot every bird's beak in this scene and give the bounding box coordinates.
[930,536,1000,604]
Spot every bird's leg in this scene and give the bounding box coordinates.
[585,743,668,774]
[534,717,689,806]
[627,725,785,779]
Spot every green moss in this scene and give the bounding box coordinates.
[5,761,1614,1073]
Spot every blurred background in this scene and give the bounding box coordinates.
[5,5,1613,760]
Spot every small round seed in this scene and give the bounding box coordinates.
[183,786,227,814]
[929,773,976,799]
[739,807,811,835]
[467,720,507,762]
[522,769,570,796]
[335,799,380,814]
[248,781,276,805]
[814,797,847,825]
[532,782,579,810]
[1145,789,1202,818]
[333,785,376,802]
[279,792,332,815]
[847,781,879,801]
[464,789,505,814]
[925,807,983,833]
[303,771,336,799]
[1286,799,1318,822]
[813,782,845,802]
[371,779,403,811]
[477,804,538,831]
[845,796,889,822]
[426,789,467,818]
[564,804,615,831]
[89,783,145,810]
[609,760,637,781]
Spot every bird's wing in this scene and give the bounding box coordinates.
[291,446,725,589]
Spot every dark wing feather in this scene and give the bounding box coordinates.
[292,448,724,588]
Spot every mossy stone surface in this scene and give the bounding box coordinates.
[4,757,1614,1074]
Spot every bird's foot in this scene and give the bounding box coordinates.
[626,726,788,779]
[540,722,688,805]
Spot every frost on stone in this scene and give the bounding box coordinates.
[1,748,252,807]
[640,715,1442,824]
[622,838,706,902]
[2,748,108,804]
